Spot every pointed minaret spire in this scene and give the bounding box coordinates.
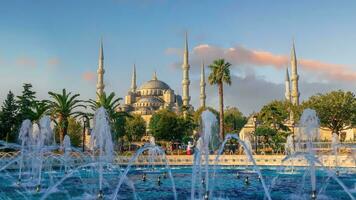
[285,67,291,102]
[200,60,206,108]
[290,40,300,105]
[96,38,105,100]
[182,31,191,107]
[131,64,137,93]
[152,71,158,80]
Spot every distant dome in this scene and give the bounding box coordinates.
[140,79,170,90]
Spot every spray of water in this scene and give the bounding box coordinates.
[90,107,114,197]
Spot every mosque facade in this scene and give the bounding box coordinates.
[95,34,207,125]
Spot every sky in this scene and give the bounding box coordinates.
[0,0,355,115]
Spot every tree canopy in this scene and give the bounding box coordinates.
[224,106,247,134]
[303,90,356,135]
[48,89,84,143]
[0,91,19,142]
[125,114,146,141]
[258,100,290,132]
[208,58,232,140]
[17,83,36,122]
[88,92,129,142]
[149,109,195,142]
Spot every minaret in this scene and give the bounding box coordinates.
[153,71,158,80]
[131,64,137,93]
[290,41,300,105]
[96,39,105,100]
[200,61,206,108]
[285,67,291,102]
[182,32,191,107]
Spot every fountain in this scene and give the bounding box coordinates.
[17,119,32,185]
[111,140,177,200]
[280,109,355,200]
[0,108,354,199]
[285,134,294,155]
[332,132,340,175]
[191,110,271,200]
[90,107,114,199]
[63,135,71,174]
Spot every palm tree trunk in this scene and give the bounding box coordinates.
[218,82,225,140]
[58,116,64,145]
[63,118,68,141]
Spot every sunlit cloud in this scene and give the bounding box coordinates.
[167,44,356,82]
[15,56,37,68]
[189,73,355,115]
[82,71,95,82]
[47,57,60,66]
[165,48,183,56]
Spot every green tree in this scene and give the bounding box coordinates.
[177,111,197,142]
[255,126,277,145]
[17,83,36,121]
[88,92,128,141]
[88,92,122,121]
[114,114,128,140]
[54,117,83,147]
[48,89,84,144]
[224,107,247,133]
[303,90,356,136]
[288,101,303,123]
[149,109,181,141]
[0,91,19,142]
[125,114,146,141]
[258,100,290,132]
[254,126,288,153]
[32,100,50,124]
[208,58,232,139]
[67,117,83,147]
[193,106,219,125]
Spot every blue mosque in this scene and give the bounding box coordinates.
[94,34,207,124]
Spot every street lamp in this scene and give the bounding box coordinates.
[253,115,258,154]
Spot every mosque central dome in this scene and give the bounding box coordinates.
[140,79,170,90]
[139,72,170,90]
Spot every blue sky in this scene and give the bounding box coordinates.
[0,0,355,114]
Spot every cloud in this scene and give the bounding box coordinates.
[165,48,183,56]
[82,71,95,82]
[47,57,60,66]
[190,74,356,115]
[15,57,37,68]
[168,44,356,82]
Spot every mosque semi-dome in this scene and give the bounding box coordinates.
[136,97,163,104]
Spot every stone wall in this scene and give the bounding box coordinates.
[116,154,356,168]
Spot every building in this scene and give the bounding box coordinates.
[120,70,183,124]
[240,41,355,143]
[95,34,199,126]
[284,41,354,141]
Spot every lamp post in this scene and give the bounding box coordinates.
[253,115,258,154]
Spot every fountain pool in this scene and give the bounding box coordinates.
[0,166,355,199]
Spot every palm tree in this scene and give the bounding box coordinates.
[48,89,84,144]
[32,100,50,124]
[88,92,129,142]
[208,58,232,140]
[87,92,122,120]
